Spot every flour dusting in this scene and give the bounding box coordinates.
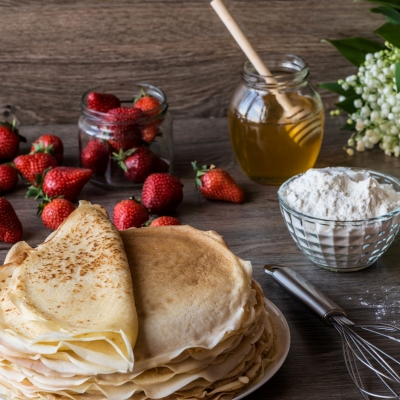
[281,168,400,220]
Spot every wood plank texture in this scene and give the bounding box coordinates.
[2,115,400,399]
[0,0,380,123]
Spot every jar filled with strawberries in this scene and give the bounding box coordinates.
[78,83,173,189]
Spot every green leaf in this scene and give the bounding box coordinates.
[118,161,127,173]
[335,95,360,114]
[374,23,400,47]
[366,0,400,9]
[340,122,356,131]
[395,62,400,92]
[371,7,400,24]
[323,37,385,66]
[318,82,356,97]
[191,161,199,171]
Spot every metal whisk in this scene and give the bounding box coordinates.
[265,265,400,399]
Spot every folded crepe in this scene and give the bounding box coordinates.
[0,201,138,376]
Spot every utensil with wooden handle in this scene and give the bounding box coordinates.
[210,0,322,146]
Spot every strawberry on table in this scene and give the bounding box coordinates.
[113,198,149,230]
[0,164,18,194]
[141,173,183,214]
[87,92,121,113]
[38,197,75,230]
[28,167,92,201]
[31,134,64,165]
[148,216,181,227]
[0,121,26,161]
[192,162,244,204]
[14,152,57,183]
[81,139,110,174]
[0,197,22,243]
[112,146,167,183]
[41,167,92,201]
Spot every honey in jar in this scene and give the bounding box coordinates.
[228,54,324,185]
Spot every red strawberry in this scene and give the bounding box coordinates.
[38,197,75,230]
[31,134,64,165]
[142,173,183,214]
[108,135,142,152]
[0,122,26,161]
[113,198,149,230]
[42,167,92,201]
[192,162,244,204]
[113,146,167,183]
[81,140,110,174]
[134,89,162,143]
[140,124,158,143]
[87,92,121,113]
[14,153,57,183]
[0,164,18,193]
[134,88,161,116]
[102,107,144,151]
[0,197,22,243]
[149,216,181,227]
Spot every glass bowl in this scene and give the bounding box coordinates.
[277,168,400,272]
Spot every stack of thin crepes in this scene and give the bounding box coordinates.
[0,202,279,400]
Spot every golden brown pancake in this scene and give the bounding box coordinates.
[0,216,278,400]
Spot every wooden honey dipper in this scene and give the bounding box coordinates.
[210,0,322,146]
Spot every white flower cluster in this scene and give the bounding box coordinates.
[337,43,400,156]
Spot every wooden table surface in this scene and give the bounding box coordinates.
[2,114,400,399]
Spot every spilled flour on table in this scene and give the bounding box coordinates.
[348,287,400,325]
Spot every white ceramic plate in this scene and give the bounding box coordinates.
[233,299,290,400]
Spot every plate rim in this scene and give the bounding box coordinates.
[233,298,290,400]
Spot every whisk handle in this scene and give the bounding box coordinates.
[264,265,347,326]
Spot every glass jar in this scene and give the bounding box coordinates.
[78,83,173,189]
[228,53,324,185]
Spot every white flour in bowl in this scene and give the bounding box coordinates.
[281,167,400,221]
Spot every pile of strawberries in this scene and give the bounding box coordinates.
[113,173,184,230]
[0,125,93,241]
[80,89,169,183]
[112,163,245,231]
[0,90,246,244]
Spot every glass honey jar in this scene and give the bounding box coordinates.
[228,53,324,185]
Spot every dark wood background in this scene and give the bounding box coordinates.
[2,1,400,399]
[0,0,380,124]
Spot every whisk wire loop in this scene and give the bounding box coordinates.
[332,317,399,381]
[357,325,400,343]
[347,328,400,382]
[341,338,369,399]
[331,316,400,399]
[265,265,400,400]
